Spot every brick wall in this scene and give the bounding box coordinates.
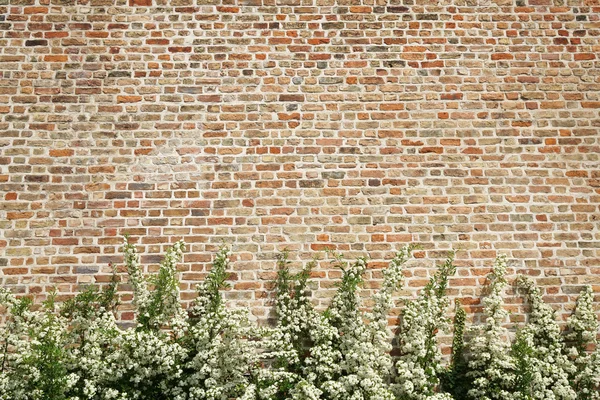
[1,0,599,322]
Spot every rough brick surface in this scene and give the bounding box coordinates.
[1,0,599,322]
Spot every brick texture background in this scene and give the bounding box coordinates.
[1,0,599,323]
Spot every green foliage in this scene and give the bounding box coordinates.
[61,267,118,320]
[0,290,72,400]
[511,329,535,399]
[428,250,457,301]
[440,300,469,398]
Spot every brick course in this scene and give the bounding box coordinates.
[1,0,599,321]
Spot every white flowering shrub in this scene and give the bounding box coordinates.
[464,254,518,400]
[565,286,600,400]
[393,251,456,400]
[180,245,256,400]
[0,242,598,400]
[59,273,121,400]
[0,289,77,400]
[513,276,577,400]
[251,251,336,400]
[321,253,395,400]
[101,237,188,399]
[255,245,415,400]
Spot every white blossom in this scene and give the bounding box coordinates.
[393,251,456,400]
[565,285,600,400]
[514,275,577,400]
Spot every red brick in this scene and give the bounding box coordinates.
[421,61,444,68]
[279,94,305,102]
[420,147,443,154]
[278,113,300,120]
[147,39,170,45]
[491,53,513,60]
[168,47,192,53]
[441,93,463,100]
[52,238,79,246]
[45,32,69,39]
[574,53,595,60]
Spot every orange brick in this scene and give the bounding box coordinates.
[49,149,74,157]
[44,55,68,62]
[24,6,48,14]
[117,95,142,103]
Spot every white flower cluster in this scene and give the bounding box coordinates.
[393,251,456,400]
[95,238,189,398]
[123,237,187,331]
[323,256,395,400]
[255,253,339,400]
[515,276,577,400]
[565,285,600,399]
[181,246,256,400]
[0,239,255,400]
[466,254,518,400]
[0,289,79,399]
[368,245,415,360]
[257,246,415,400]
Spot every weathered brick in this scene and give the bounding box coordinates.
[387,6,409,12]
[299,180,324,188]
[105,192,132,199]
[108,71,131,78]
[25,39,48,46]
[279,94,305,102]
[52,256,78,264]
[168,46,192,53]
[322,22,344,30]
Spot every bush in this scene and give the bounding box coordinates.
[393,250,456,400]
[0,238,598,400]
